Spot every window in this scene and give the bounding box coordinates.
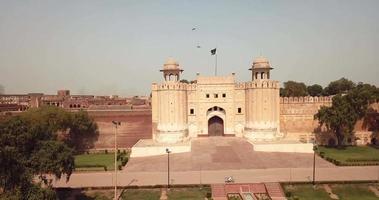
[190,108,194,115]
[214,94,218,98]
[238,107,242,113]
[222,93,226,98]
[206,94,210,98]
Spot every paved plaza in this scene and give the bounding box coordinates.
[124,137,334,172]
[52,137,379,188]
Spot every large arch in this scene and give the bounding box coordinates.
[208,116,224,136]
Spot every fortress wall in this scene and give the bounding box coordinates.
[88,110,152,149]
[280,97,379,144]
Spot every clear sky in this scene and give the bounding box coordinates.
[0,0,378,96]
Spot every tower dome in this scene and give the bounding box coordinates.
[160,58,183,82]
[163,58,179,70]
[252,56,272,69]
[249,56,273,80]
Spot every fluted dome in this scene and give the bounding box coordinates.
[252,56,272,69]
[163,58,179,70]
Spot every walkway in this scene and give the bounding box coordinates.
[52,166,379,188]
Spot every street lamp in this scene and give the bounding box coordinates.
[312,136,318,187]
[166,148,171,189]
[112,120,121,200]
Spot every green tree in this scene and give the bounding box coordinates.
[281,81,308,97]
[0,106,98,198]
[0,115,74,199]
[307,84,323,96]
[323,78,355,96]
[66,110,99,152]
[315,83,379,147]
[180,79,189,84]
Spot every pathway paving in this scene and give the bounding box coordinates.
[51,137,379,188]
[52,166,379,188]
[125,137,333,172]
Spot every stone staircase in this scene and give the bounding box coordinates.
[264,182,286,200]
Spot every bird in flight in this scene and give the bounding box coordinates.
[192,27,196,31]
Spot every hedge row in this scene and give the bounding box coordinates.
[346,158,379,162]
[75,164,108,171]
[318,152,379,166]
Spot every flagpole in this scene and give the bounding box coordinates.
[215,53,217,76]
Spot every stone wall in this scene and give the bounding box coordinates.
[88,110,152,149]
[280,96,379,145]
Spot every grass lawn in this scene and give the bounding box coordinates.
[74,153,121,171]
[120,189,161,200]
[167,187,211,200]
[318,146,379,165]
[332,184,379,200]
[284,184,331,200]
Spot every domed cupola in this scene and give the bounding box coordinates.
[160,58,183,82]
[249,56,273,80]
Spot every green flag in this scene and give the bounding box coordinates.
[210,48,216,55]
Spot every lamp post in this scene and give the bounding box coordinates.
[312,137,318,187]
[112,121,121,200]
[166,148,171,189]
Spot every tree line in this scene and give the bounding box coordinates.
[280,78,356,97]
[0,106,98,199]
[313,82,379,147]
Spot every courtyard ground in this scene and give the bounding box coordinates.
[125,137,334,172]
[52,137,379,188]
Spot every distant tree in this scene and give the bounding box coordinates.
[307,84,323,96]
[315,83,379,147]
[323,78,355,96]
[281,81,308,97]
[279,88,285,97]
[180,79,189,84]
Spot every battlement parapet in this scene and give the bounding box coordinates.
[186,83,197,91]
[280,96,333,104]
[152,82,189,91]
[234,82,246,89]
[245,80,280,89]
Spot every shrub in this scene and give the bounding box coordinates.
[285,191,292,197]
[105,149,108,154]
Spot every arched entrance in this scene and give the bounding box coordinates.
[208,116,224,136]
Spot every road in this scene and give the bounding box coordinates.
[52,166,379,188]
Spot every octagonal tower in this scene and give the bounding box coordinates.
[244,56,280,141]
[151,58,188,143]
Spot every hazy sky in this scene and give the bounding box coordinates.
[0,0,378,96]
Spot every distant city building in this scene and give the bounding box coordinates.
[0,90,150,112]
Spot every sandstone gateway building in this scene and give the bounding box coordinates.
[128,56,375,157]
[152,57,281,143]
